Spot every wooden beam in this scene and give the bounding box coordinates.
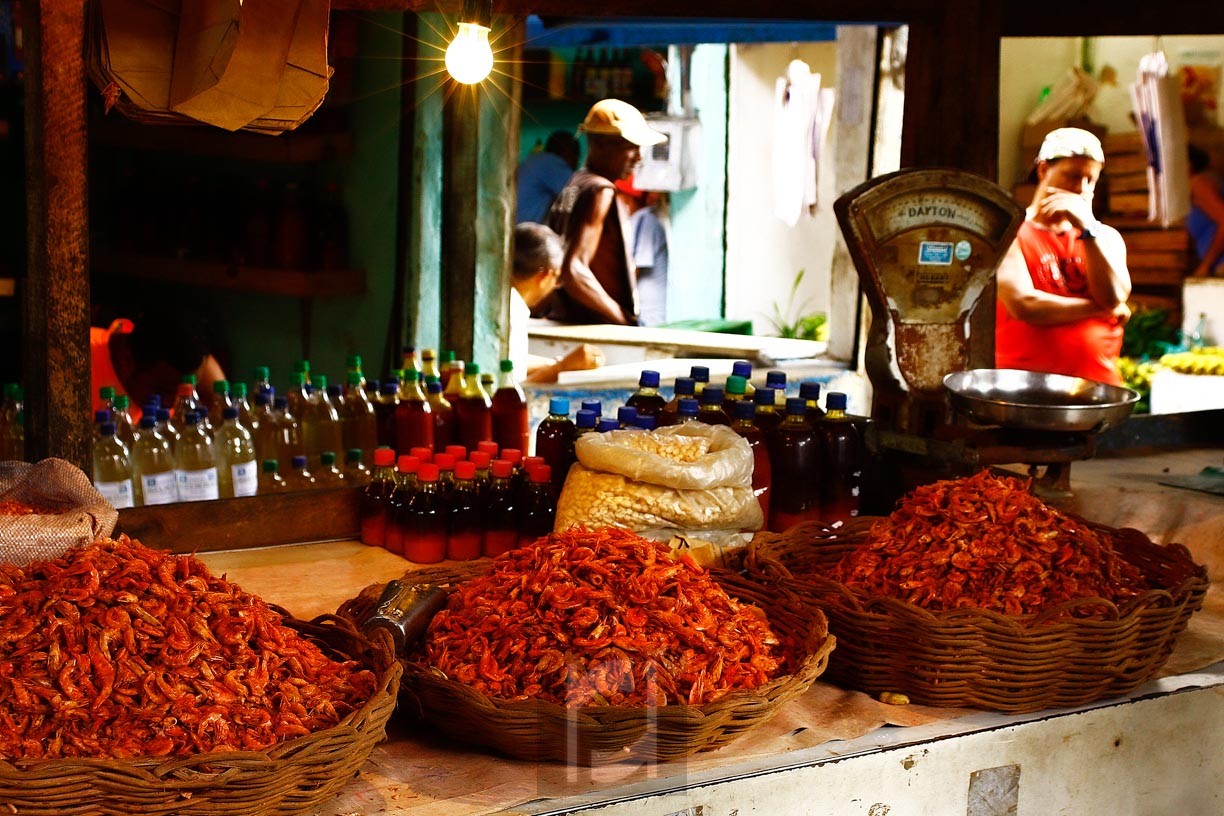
[22,1,90,470]
[441,81,482,362]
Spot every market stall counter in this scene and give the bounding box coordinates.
[193,446,1224,816]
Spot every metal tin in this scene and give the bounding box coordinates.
[361,580,448,656]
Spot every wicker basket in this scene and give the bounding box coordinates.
[0,614,402,816]
[338,560,834,765]
[748,517,1210,713]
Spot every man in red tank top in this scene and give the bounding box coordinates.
[547,99,667,326]
[995,128,1132,386]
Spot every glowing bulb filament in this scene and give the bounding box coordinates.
[445,22,494,85]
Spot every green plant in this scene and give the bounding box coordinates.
[768,269,828,342]
[1121,306,1179,360]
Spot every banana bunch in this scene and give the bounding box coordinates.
[1158,347,1224,376]
[1117,356,1161,391]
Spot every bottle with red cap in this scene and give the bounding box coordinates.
[483,459,518,557]
[492,359,530,453]
[626,369,666,418]
[445,444,467,462]
[360,447,396,546]
[383,455,420,556]
[517,464,556,546]
[730,400,771,525]
[402,463,446,563]
[395,369,434,453]
[410,445,433,464]
[433,453,457,497]
[517,454,546,501]
[468,449,492,494]
[476,440,499,458]
[534,398,576,497]
[448,460,483,560]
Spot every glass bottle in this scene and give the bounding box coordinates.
[131,415,177,507]
[403,463,446,564]
[657,377,695,427]
[723,374,749,416]
[93,421,134,509]
[425,379,456,450]
[344,448,371,485]
[411,445,434,464]
[483,459,518,557]
[448,460,484,560]
[626,369,666,418]
[477,440,500,459]
[93,408,113,444]
[517,464,557,546]
[534,397,576,497]
[752,387,783,435]
[800,381,826,424]
[259,459,289,493]
[637,415,657,431]
[214,406,258,499]
[294,359,312,386]
[767,398,821,532]
[360,447,397,547]
[315,451,346,488]
[341,370,378,464]
[374,381,400,450]
[731,400,772,525]
[383,455,420,556]
[696,386,730,426]
[395,368,434,453]
[491,360,530,454]
[816,392,863,526]
[284,454,317,491]
[456,362,493,451]
[176,411,220,502]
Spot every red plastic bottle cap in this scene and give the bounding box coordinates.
[523,456,545,471]
[501,448,523,465]
[433,453,456,469]
[410,446,433,463]
[468,450,491,468]
[454,460,477,480]
[477,441,499,456]
[373,447,396,467]
[417,463,440,482]
[491,459,513,478]
[396,455,420,473]
[530,464,552,482]
[445,445,467,461]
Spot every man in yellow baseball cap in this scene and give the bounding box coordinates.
[544,100,667,325]
[995,126,1132,386]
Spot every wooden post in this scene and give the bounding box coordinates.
[22,1,90,470]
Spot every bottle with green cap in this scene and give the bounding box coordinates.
[303,374,342,469]
[294,359,311,385]
[441,352,464,398]
[98,385,117,412]
[491,360,528,453]
[722,374,749,416]
[341,370,377,463]
[314,450,347,488]
[456,362,492,450]
[259,458,289,493]
[253,366,273,397]
[343,447,370,485]
[344,354,366,387]
[111,394,137,449]
[395,368,434,452]
[232,382,254,431]
[209,379,233,427]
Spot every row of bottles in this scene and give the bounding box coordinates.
[360,442,556,564]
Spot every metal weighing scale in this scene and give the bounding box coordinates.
[834,168,1133,498]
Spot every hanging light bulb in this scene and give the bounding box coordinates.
[445,0,494,85]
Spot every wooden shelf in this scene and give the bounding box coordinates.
[90,114,355,164]
[93,252,365,298]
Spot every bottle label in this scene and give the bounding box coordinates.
[177,467,219,501]
[140,471,178,506]
[231,461,258,497]
[96,479,135,509]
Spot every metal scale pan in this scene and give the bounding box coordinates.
[944,369,1140,434]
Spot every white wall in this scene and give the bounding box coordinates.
[999,35,1224,189]
[725,42,839,336]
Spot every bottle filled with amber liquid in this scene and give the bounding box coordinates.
[767,397,821,532]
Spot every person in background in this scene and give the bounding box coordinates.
[510,222,605,384]
[516,130,581,225]
[995,127,1131,387]
[616,176,669,327]
[91,305,227,420]
[546,99,667,326]
[1187,143,1224,278]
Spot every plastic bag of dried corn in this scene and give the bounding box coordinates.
[572,423,754,489]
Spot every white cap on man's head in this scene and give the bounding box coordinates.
[580,99,667,147]
[1037,127,1105,164]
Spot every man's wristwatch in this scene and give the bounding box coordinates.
[1079,222,1100,241]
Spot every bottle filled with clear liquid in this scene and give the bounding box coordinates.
[175,411,220,502]
[131,414,178,506]
[93,421,135,509]
[214,406,259,498]
[341,371,378,464]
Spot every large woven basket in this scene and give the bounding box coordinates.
[0,614,402,816]
[338,559,834,765]
[748,517,1209,713]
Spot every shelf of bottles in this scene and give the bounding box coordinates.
[521,46,669,111]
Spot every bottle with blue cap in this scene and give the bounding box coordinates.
[93,421,134,509]
[534,397,577,497]
[626,369,667,418]
[581,399,602,417]
[696,385,730,426]
[176,411,220,502]
[575,409,599,435]
[676,397,700,423]
[688,365,710,396]
[731,360,756,399]
[767,397,820,531]
[617,405,639,429]
[815,392,863,525]
[753,387,782,434]
[214,406,258,499]
[658,376,696,427]
[730,399,771,523]
[799,380,826,423]
[596,416,620,432]
[132,414,177,506]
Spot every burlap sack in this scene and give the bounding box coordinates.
[0,459,119,566]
